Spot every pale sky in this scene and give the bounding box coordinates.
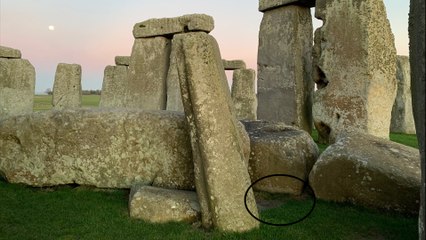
[0,0,409,93]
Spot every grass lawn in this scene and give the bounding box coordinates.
[0,95,419,239]
[33,95,100,111]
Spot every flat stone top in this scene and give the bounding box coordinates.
[115,56,130,66]
[222,59,246,70]
[259,0,316,12]
[0,46,22,59]
[133,14,214,38]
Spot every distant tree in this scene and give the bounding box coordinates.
[45,88,53,95]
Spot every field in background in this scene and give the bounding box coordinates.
[33,95,100,111]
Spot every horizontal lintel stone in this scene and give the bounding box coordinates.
[259,0,316,12]
[0,46,22,59]
[222,59,246,70]
[115,56,130,66]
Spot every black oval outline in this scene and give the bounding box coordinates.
[244,174,316,227]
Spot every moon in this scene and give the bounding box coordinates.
[48,25,55,31]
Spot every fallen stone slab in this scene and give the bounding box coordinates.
[0,109,194,189]
[0,58,35,119]
[129,185,200,223]
[243,120,318,195]
[259,0,316,12]
[0,46,22,59]
[115,56,130,66]
[222,59,246,70]
[231,69,257,120]
[99,65,128,108]
[174,32,259,232]
[52,63,82,109]
[133,14,214,38]
[309,131,420,214]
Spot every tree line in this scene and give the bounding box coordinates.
[45,88,101,95]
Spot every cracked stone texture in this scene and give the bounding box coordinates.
[390,56,416,134]
[222,59,246,70]
[166,40,184,112]
[0,58,35,119]
[259,0,316,12]
[231,69,257,120]
[243,120,318,195]
[408,0,425,237]
[257,5,314,133]
[52,63,82,110]
[0,45,22,59]
[312,0,397,143]
[174,32,259,232]
[309,131,420,214]
[0,109,194,189]
[133,14,214,38]
[99,65,128,108]
[129,185,200,223]
[126,37,171,110]
[114,56,130,66]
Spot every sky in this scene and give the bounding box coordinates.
[0,0,410,93]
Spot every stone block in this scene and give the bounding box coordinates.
[0,46,22,59]
[99,65,128,108]
[115,56,130,66]
[259,0,316,12]
[52,63,82,109]
[231,69,257,120]
[222,59,246,70]
[133,14,214,38]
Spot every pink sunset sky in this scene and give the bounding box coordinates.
[0,0,409,93]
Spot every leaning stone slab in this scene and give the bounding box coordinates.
[52,63,82,109]
[0,46,22,59]
[391,56,416,134]
[222,59,246,70]
[114,56,130,66]
[309,131,420,214]
[243,120,318,195]
[166,41,184,112]
[126,37,171,109]
[231,69,257,120]
[174,32,259,232]
[259,0,316,12]
[0,109,194,189]
[257,5,314,133]
[0,58,35,119]
[133,14,214,38]
[312,0,397,143]
[129,185,200,223]
[99,65,128,108]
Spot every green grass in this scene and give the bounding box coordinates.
[33,95,100,111]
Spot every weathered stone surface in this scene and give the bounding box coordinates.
[133,14,214,38]
[231,69,257,120]
[126,37,171,109]
[0,46,22,59]
[166,40,184,112]
[174,32,259,232]
[391,56,416,134]
[408,0,425,237]
[312,0,397,143]
[0,58,35,119]
[0,109,194,189]
[259,0,316,12]
[99,65,128,108]
[114,56,130,66]
[52,63,82,110]
[222,59,246,70]
[309,132,420,214]
[257,5,314,133]
[243,120,318,195]
[129,185,200,223]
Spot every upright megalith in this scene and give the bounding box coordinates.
[257,2,314,133]
[126,37,171,110]
[99,64,128,108]
[52,63,82,109]
[173,32,259,232]
[0,46,35,119]
[391,56,416,134]
[231,69,257,120]
[312,0,397,143]
[166,43,184,112]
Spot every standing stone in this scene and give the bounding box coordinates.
[0,56,35,119]
[231,69,257,120]
[173,32,259,232]
[99,65,128,108]
[408,0,425,238]
[52,63,82,109]
[166,42,184,112]
[391,56,416,134]
[312,0,397,144]
[257,4,314,133]
[126,37,171,110]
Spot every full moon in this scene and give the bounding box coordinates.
[48,25,55,31]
